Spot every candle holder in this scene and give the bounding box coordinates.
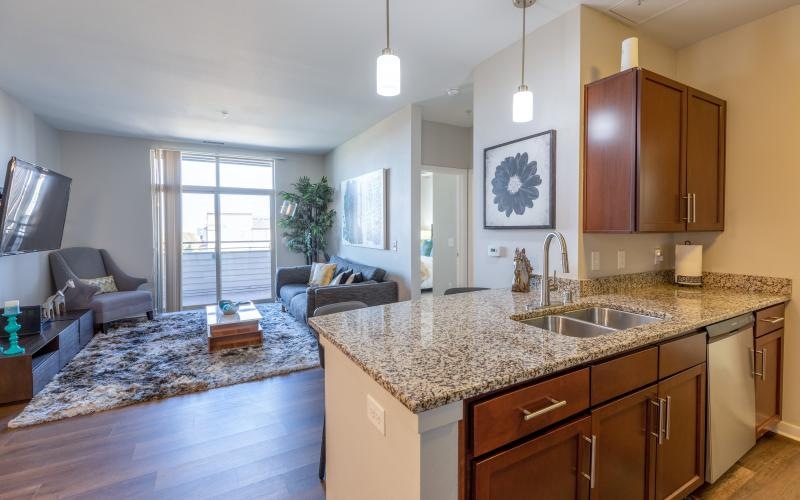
[2,312,25,356]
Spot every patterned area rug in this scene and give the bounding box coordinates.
[8,303,319,428]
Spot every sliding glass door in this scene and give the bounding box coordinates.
[180,154,274,308]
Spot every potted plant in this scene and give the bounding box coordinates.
[278,176,336,265]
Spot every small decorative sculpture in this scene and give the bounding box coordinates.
[42,279,75,320]
[512,248,533,293]
[2,300,24,356]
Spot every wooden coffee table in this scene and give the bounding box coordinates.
[205,302,263,352]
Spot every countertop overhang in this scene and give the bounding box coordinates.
[309,285,789,414]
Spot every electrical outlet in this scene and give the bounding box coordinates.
[366,394,385,436]
[617,250,626,269]
[654,248,664,265]
[591,251,600,271]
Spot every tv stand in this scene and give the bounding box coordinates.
[0,309,93,404]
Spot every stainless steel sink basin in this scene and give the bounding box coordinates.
[519,315,617,338]
[561,307,660,330]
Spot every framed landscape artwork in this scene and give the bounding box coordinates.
[484,130,556,229]
[341,169,387,249]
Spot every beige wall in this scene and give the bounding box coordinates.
[675,6,800,431]
[421,121,472,170]
[0,88,62,305]
[472,7,582,286]
[578,6,679,279]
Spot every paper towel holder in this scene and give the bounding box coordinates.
[675,240,703,287]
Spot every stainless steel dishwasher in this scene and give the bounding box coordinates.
[706,313,756,483]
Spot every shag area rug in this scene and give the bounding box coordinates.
[9,303,319,428]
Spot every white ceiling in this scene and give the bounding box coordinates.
[0,0,795,154]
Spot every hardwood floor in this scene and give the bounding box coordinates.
[693,432,800,499]
[0,368,325,499]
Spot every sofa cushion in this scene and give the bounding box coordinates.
[330,256,386,282]
[289,292,309,323]
[280,284,308,305]
[89,290,153,324]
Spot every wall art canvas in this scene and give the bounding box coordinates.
[341,169,387,249]
[484,130,556,229]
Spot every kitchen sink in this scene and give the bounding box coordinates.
[561,307,661,330]
[518,315,617,338]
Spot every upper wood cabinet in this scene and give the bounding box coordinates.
[584,68,726,233]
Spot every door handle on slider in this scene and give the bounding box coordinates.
[520,397,567,421]
[581,435,597,489]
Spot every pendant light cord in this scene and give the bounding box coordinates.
[521,2,526,86]
[386,0,390,49]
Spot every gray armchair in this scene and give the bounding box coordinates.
[49,247,154,332]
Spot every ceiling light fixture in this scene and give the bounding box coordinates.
[447,88,460,97]
[512,0,535,123]
[376,0,400,96]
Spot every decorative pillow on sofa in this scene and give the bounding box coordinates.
[345,272,364,285]
[329,269,353,286]
[82,275,119,295]
[309,262,337,286]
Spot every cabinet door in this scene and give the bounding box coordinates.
[686,88,726,231]
[591,384,658,500]
[755,329,783,437]
[637,70,688,232]
[655,364,706,500]
[474,415,592,500]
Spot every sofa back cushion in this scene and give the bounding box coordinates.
[329,256,386,282]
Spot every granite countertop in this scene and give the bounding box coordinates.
[308,285,790,414]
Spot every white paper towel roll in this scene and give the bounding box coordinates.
[675,244,703,286]
[621,37,639,71]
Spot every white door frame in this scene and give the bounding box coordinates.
[420,165,470,290]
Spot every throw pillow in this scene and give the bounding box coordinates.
[309,262,337,286]
[329,272,345,286]
[420,239,433,257]
[345,272,363,285]
[82,275,119,295]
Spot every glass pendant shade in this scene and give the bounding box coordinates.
[512,85,533,123]
[376,49,401,96]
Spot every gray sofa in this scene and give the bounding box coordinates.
[276,256,399,323]
[50,247,154,332]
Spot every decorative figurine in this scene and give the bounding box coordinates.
[42,279,75,320]
[512,248,533,293]
[2,300,24,356]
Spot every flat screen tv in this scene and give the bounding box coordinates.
[0,157,71,255]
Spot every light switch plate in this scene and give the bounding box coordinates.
[591,251,600,271]
[617,250,626,269]
[488,245,501,257]
[654,248,664,265]
[366,394,385,436]
[391,240,398,252]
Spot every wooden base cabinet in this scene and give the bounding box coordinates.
[473,415,592,500]
[755,329,783,437]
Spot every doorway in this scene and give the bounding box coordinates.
[419,167,469,295]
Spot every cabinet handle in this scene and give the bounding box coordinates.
[760,317,784,325]
[581,435,597,489]
[520,397,567,421]
[665,396,672,440]
[751,348,765,380]
[650,398,665,445]
[681,194,691,222]
[762,348,767,382]
[691,193,697,223]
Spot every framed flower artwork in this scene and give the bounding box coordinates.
[483,130,556,229]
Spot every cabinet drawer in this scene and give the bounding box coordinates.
[472,368,590,456]
[79,310,94,347]
[58,322,80,369]
[591,347,658,406]
[756,303,786,338]
[659,332,706,379]
[32,352,59,395]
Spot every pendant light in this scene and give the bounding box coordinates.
[376,0,401,96]
[512,0,534,123]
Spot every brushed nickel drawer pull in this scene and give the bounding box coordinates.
[650,398,665,445]
[762,348,767,382]
[581,435,597,489]
[751,348,765,380]
[681,194,691,222]
[665,396,672,440]
[691,193,697,223]
[760,316,784,325]
[520,397,567,421]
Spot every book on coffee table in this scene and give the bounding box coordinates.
[205,302,263,351]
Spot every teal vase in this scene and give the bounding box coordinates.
[3,313,25,356]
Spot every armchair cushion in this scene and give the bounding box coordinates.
[89,291,154,325]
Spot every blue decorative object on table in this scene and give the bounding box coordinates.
[2,300,25,356]
[218,300,241,315]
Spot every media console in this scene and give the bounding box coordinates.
[0,309,93,404]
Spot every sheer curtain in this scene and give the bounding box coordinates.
[150,149,182,312]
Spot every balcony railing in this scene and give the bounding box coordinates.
[181,247,272,307]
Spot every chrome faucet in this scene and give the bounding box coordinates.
[541,231,570,307]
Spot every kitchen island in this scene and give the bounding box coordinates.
[309,282,790,500]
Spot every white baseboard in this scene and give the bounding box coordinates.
[774,420,800,442]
